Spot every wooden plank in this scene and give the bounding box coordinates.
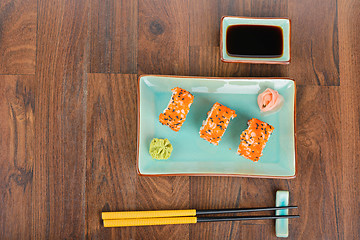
[190,0,251,47]
[0,0,36,74]
[251,0,288,17]
[34,0,89,238]
[339,86,360,240]
[90,0,137,73]
[0,75,35,239]
[287,86,342,239]
[138,0,189,75]
[189,0,250,76]
[189,47,289,77]
[241,225,271,240]
[85,74,137,239]
[338,0,360,238]
[247,65,288,77]
[288,0,339,85]
[136,176,190,239]
[190,176,243,239]
[189,47,250,77]
[137,0,190,237]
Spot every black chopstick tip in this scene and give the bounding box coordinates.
[197,215,300,223]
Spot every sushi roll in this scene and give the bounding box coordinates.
[199,102,237,145]
[159,87,194,132]
[237,118,274,162]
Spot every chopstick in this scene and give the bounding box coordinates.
[102,206,298,220]
[196,206,298,215]
[103,215,300,227]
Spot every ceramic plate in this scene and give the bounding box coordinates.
[137,75,296,178]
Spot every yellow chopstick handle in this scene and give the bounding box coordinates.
[103,217,197,227]
[102,209,196,220]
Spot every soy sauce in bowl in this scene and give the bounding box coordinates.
[226,25,283,58]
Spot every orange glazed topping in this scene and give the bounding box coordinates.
[199,102,237,145]
[159,87,194,132]
[237,118,274,162]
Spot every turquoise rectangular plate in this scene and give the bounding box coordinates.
[137,75,296,178]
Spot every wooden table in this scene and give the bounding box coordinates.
[0,0,359,239]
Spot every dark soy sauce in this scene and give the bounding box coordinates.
[226,25,283,58]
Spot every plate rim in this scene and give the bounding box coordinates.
[137,74,297,179]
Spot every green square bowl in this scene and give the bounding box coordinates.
[137,75,296,178]
[220,16,291,64]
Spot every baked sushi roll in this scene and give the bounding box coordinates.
[199,102,237,145]
[237,118,274,162]
[159,87,194,132]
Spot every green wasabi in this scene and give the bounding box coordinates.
[149,138,173,160]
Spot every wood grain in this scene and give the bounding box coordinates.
[136,176,190,239]
[190,0,251,47]
[0,0,358,238]
[287,86,342,239]
[240,225,272,240]
[190,176,243,239]
[189,47,289,77]
[0,0,36,74]
[137,1,191,238]
[189,47,249,77]
[0,75,35,239]
[338,0,360,238]
[339,86,360,240]
[288,0,339,85]
[138,0,189,75]
[86,74,138,239]
[251,0,288,17]
[34,0,89,238]
[90,0,137,73]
